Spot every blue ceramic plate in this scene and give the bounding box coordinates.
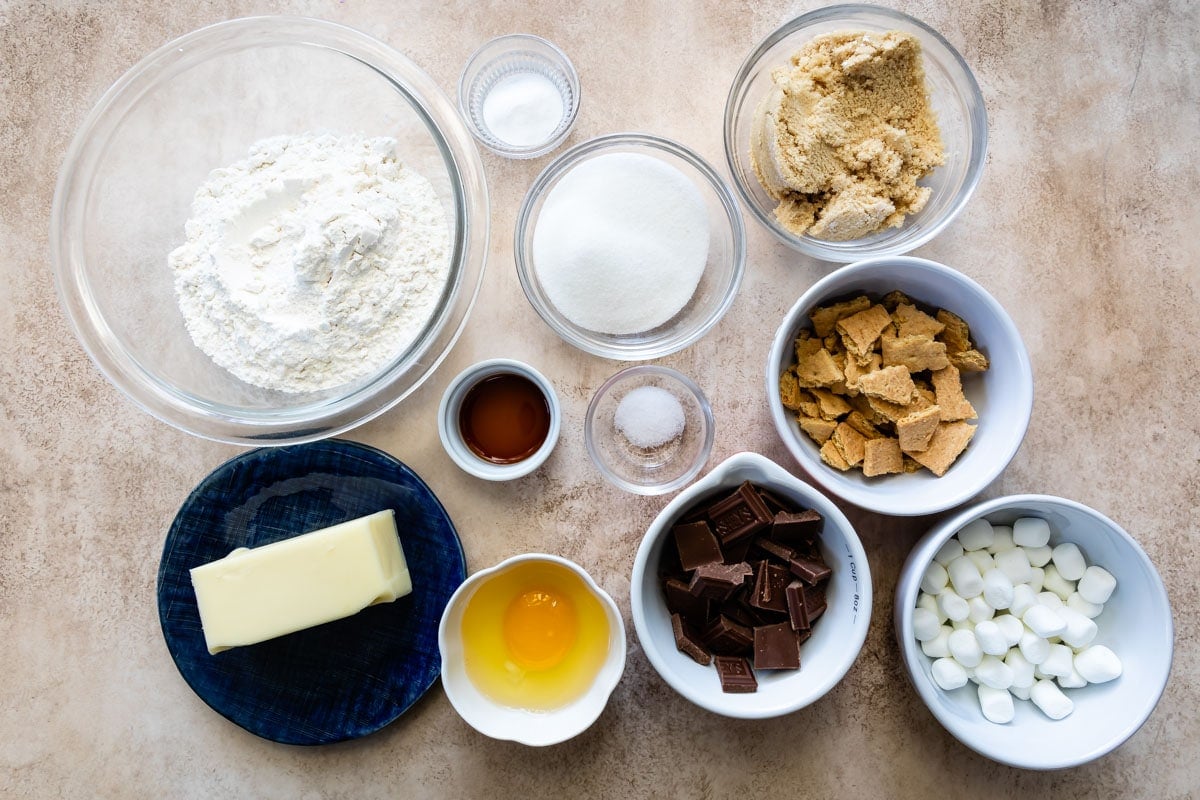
[157,439,466,745]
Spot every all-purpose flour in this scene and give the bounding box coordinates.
[170,133,451,394]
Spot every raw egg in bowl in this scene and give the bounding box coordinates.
[438,554,626,745]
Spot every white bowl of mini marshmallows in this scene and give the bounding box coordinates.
[895,494,1174,770]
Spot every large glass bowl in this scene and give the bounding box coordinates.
[50,16,488,445]
[724,4,987,262]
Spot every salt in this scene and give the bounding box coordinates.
[614,386,685,448]
[482,71,564,148]
[532,152,710,335]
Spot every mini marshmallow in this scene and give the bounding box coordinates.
[913,607,942,641]
[1037,591,1064,609]
[967,596,995,624]
[987,526,1016,554]
[1023,604,1067,639]
[921,626,953,658]
[937,589,970,622]
[948,629,983,668]
[1067,591,1104,619]
[1051,542,1087,581]
[1031,679,1074,720]
[973,620,1008,656]
[1028,566,1045,593]
[920,561,949,594]
[1018,628,1051,664]
[1024,545,1053,568]
[932,657,969,690]
[1077,565,1117,605]
[1013,517,1051,548]
[1057,665,1088,689]
[934,537,964,566]
[978,685,1015,723]
[1074,645,1122,684]
[1004,649,1035,688]
[1057,606,1098,649]
[1010,684,1031,701]
[982,569,1014,610]
[993,548,1033,585]
[975,655,1014,690]
[1009,584,1038,618]
[995,614,1025,647]
[947,557,984,599]
[965,550,996,574]
[1041,564,1076,600]
[958,519,995,551]
[1040,643,1075,678]
[917,591,947,622]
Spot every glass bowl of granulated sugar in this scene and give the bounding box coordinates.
[51,16,488,445]
[515,133,746,360]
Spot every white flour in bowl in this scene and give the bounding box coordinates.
[170,133,451,394]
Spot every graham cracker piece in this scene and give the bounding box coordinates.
[844,410,884,439]
[810,388,852,420]
[855,365,917,405]
[820,438,852,471]
[902,455,924,473]
[892,303,945,339]
[779,369,805,411]
[799,415,837,444]
[867,391,929,424]
[795,340,843,388]
[862,437,904,477]
[836,304,892,359]
[848,393,888,426]
[950,349,990,373]
[931,365,976,421]
[798,394,820,419]
[843,352,882,394]
[832,422,868,466]
[896,405,942,452]
[936,309,972,354]
[810,295,871,338]
[906,421,976,476]
[881,290,913,312]
[882,334,949,373]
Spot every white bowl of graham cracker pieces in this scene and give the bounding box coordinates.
[767,256,1032,516]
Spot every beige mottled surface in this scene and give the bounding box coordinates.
[2,0,1198,796]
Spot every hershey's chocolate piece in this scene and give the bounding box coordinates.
[754,537,798,563]
[673,521,723,571]
[785,579,810,631]
[754,621,801,670]
[797,627,813,645]
[789,552,832,585]
[804,583,827,622]
[663,577,711,621]
[688,561,752,600]
[759,488,801,516]
[750,561,791,613]
[671,612,713,666]
[707,481,773,545]
[722,536,755,565]
[703,615,754,655]
[771,509,823,546]
[714,656,758,693]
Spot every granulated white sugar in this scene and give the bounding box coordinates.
[614,385,685,448]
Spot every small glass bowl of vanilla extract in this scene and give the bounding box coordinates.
[438,359,561,480]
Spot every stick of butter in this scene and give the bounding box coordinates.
[189,509,412,655]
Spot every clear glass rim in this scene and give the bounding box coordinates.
[514,132,746,360]
[722,3,989,262]
[50,16,489,445]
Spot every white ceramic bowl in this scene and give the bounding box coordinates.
[438,554,627,746]
[438,359,561,481]
[767,256,1032,516]
[630,451,871,718]
[895,495,1174,769]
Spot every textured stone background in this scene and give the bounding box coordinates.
[2,1,1197,797]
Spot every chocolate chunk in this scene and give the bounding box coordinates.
[804,583,827,622]
[754,537,798,563]
[750,562,791,613]
[663,577,710,620]
[707,481,773,545]
[771,509,823,547]
[785,579,810,631]
[671,613,712,666]
[714,656,758,693]
[673,521,723,571]
[789,552,832,585]
[722,536,755,565]
[688,561,752,600]
[702,615,754,656]
[753,622,801,670]
[759,488,801,515]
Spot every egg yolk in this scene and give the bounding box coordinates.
[503,588,577,671]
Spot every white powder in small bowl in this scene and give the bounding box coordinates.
[614,386,685,449]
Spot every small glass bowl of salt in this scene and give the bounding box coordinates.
[585,366,714,496]
[458,34,580,159]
